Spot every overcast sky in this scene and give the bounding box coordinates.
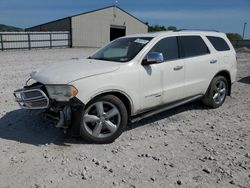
[0,0,249,38]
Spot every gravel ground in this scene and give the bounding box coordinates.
[0,48,249,188]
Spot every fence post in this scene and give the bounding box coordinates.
[68,32,72,48]
[28,33,31,50]
[49,33,52,49]
[0,34,3,51]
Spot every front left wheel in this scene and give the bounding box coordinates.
[80,95,128,144]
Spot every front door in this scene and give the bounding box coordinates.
[139,64,163,110]
[139,36,185,111]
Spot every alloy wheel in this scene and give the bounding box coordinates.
[82,101,121,138]
[213,80,226,104]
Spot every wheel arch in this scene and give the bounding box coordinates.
[85,90,134,116]
[214,70,232,96]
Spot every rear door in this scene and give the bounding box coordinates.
[179,35,218,97]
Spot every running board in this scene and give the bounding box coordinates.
[131,95,203,123]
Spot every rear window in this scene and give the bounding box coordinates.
[207,36,230,51]
[180,36,210,58]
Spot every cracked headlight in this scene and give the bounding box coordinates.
[45,85,78,101]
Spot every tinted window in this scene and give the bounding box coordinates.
[149,37,179,61]
[180,36,210,58]
[207,36,230,51]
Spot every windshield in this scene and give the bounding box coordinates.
[90,37,153,62]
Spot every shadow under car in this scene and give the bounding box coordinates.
[0,101,208,146]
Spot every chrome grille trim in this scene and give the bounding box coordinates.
[13,88,50,110]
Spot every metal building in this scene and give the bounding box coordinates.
[25,6,148,48]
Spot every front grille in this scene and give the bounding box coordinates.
[14,87,49,110]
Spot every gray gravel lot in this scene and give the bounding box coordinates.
[0,48,249,188]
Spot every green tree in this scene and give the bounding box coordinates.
[145,22,166,32]
[148,24,167,32]
[145,22,178,32]
[167,26,177,31]
[0,24,23,31]
[226,33,242,41]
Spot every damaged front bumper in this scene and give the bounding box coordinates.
[13,83,84,135]
[14,84,49,110]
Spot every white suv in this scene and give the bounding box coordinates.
[14,31,237,143]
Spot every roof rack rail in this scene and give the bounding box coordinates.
[176,29,220,32]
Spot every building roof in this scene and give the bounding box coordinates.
[26,5,147,30]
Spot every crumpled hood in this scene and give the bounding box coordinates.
[31,58,121,84]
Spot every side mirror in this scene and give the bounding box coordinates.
[142,52,164,65]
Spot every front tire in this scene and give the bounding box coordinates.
[80,95,128,144]
[202,76,228,108]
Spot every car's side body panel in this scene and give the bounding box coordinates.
[205,33,237,84]
[71,62,141,115]
[161,58,185,104]
[138,63,163,110]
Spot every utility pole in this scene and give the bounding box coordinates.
[113,0,118,20]
[242,22,247,39]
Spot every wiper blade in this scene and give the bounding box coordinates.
[92,57,108,61]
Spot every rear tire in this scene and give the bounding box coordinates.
[202,76,228,108]
[80,95,128,144]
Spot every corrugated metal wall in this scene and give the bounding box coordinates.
[71,7,148,47]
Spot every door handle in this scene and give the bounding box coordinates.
[173,65,183,71]
[210,59,218,64]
